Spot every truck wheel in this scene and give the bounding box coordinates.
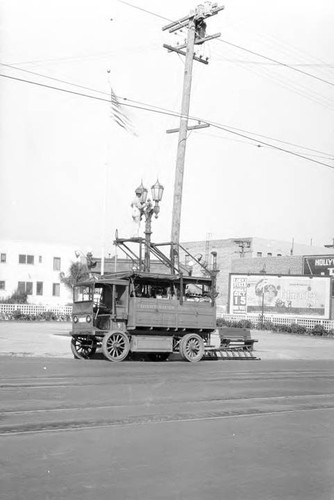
[148,352,170,362]
[71,336,96,359]
[102,331,130,362]
[180,334,204,362]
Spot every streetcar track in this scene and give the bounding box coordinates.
[2,371,334,389]
[1,404,334,436]
[1,392,334,415]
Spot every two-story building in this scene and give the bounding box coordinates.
[0,240,78,306]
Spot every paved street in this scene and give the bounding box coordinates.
[1,324,334,500]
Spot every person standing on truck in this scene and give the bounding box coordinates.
[131,191,145,237]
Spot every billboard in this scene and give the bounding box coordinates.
[229,274,331,319]
[303,255,334,276]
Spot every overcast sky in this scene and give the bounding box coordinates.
[1,0,333,255]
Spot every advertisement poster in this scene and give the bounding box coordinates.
[303,255,334,277]
[229,274,331,318]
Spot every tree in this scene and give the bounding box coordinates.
[0,289,28,304]
[60,261,90,291]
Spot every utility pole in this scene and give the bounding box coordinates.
[162,3,224,270]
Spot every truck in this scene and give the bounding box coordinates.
[70,237,220,362]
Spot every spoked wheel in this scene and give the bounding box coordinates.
[148,352,170,362]
[102,331,130,362]
[71,336,97,359]
[180,334,205,362]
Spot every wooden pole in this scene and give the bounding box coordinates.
[170,18,196,267]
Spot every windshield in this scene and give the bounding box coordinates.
[73,285,93,303]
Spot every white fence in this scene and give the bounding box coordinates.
[0,304,72,316]
[218,311,334,331]
[1,304,334,331]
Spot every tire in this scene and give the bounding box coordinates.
[179,333,205,363]
[71,336,97,360]
[148,352,170,362]
[102,331,130,362]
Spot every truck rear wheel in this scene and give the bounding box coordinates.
[180,334,204,362]
[102,331,130,362]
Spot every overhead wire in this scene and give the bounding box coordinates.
[117,1,334,111]
[210,45,334,111]
[222,11,334,82]
[217,39,334,88]
[1,71,333,171]
[3,60,333,159]
[199,132,334,160]
[117,0,334,88]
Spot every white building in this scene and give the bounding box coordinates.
[0,240,79,306]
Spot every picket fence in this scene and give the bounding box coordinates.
[218,310,334,332]
[0,303,73,316]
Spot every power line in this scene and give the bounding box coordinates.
[217,39,334,88]
[204,60,334,67]
[118,0,334,88]
[0,62,109,97]
[200,131,334,160]
[211,46,334,111]
[118,0,168,21]
[1,71,333,172]
[4,60,333,158]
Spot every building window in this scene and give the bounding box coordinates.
[267,252,272,257]
[277,253,282,257]
[0,281,5,290]
[53,257,61,271]
[0,253,6,263]
[17,281,33,295]
[36,282,43,296]
[256,252,262,257]
[39,256,42,263]
[52,283,60,296]
[19,254,34,264]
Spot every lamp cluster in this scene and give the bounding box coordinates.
[135,180,164,218]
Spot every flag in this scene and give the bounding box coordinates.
[109,85,136,135]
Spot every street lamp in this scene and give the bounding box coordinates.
[133,179,164,272]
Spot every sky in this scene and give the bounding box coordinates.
[1,0,334,256]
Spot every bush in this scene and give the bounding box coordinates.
[311,324,327,336]
[216,317,334,338]
[11,309,23,320]
[0,311,71,322]
[257,320,276,331]
[289,323,307,335]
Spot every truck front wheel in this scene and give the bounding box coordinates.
[71,336,96,359]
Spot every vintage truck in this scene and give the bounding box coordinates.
[70,238,258,362]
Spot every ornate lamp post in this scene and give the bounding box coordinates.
[133,180,164,272]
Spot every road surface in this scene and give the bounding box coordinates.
[1,354,334,500]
